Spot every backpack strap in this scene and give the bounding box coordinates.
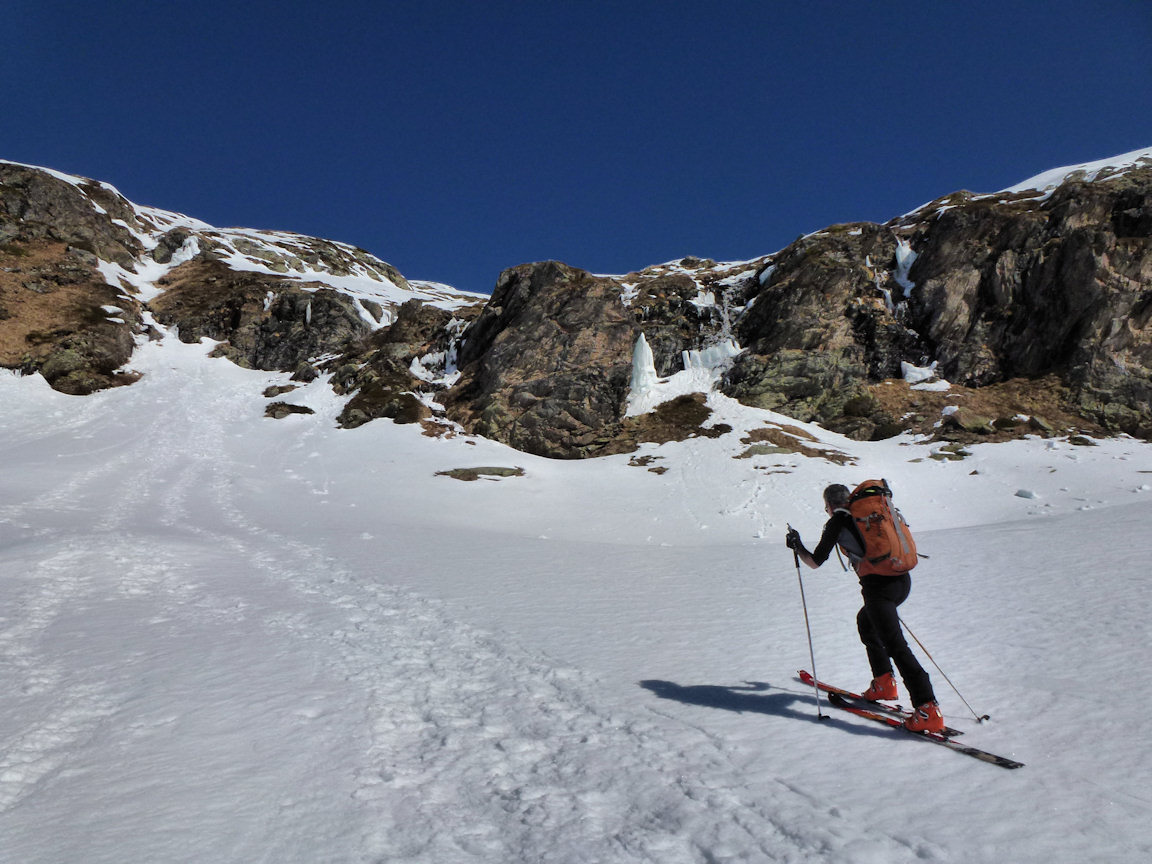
[832,507,865,567]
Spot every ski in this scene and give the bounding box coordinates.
[826,693,1024,769]
[797,670,964,737]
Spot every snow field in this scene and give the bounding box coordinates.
[1,331,1151,862]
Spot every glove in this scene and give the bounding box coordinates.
[785,528,802,550]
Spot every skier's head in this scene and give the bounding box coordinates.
[823,483,850,512]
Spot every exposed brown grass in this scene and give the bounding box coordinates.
[435,466,525,481]
[739,425,855,464]
[0,240,129,368]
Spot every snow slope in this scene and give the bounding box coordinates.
[2,328,1151,863]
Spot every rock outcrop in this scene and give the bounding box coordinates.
[335,298,481,430]
[1,160,485,402]
[148,259,372,372]
[722,223,924,440]
[0,164,149,393]
[0,163,144,266]
[442,261,636,456]
[723,160,1152,441]
[901,176,1152,437]
[441,258,753,457]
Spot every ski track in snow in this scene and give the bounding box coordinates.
[0,356,942,863]
[0,547,115,812]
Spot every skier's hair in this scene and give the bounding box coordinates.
[823,483,851,510]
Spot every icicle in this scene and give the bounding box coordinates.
[630,333,658,395]
[895,238,918,296]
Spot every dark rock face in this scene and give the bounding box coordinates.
[0,163,142,266]
[441,259,752,457]
[335,299,481,429]
[723,168,1152,440]
[723,223,927,439]
[1,165,151,394]
[417,167,1152,451]
[149,259,371,371]
[2,161,461,405]
[900,175,1152,437]
[443,261,636,457]
[0,236,142,395]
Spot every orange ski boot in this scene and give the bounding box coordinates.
[905,701,944,733]
[861,672,898,701]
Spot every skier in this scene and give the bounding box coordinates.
[786,483,944,733]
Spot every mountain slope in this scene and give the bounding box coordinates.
[4,149,1152,456]
[0,159,486,397]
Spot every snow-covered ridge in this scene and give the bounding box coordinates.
[896,145,1152,221]
[1001,145,1152,195]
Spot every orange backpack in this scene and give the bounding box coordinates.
[848,479,918,576]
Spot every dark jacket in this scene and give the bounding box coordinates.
[811,509,866,570]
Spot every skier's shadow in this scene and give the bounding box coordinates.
[638,679,886,738]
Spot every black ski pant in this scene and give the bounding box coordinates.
[856,572,936,707]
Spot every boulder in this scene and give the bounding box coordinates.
[943,407,995,434]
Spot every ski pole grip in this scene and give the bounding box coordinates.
[788,524,800,566]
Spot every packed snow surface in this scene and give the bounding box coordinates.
[2,330,1150,863]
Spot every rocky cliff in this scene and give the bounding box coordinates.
[440,257,751,456]
[443,150,1152,453]
[3,151,1150,456]
[0,160,486,408]
[721,156,1152,442]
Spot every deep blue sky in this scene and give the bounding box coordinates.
[4,1,1150,294]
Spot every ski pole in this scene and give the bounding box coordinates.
[789,524,826,720]
[899,615,990,722]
